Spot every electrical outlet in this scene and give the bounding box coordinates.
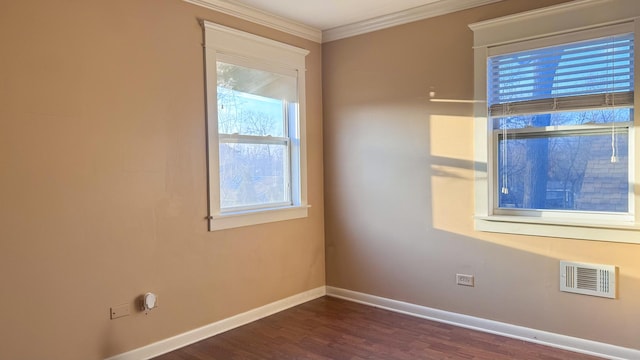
[456,274,474,287]
[110,304,130,319]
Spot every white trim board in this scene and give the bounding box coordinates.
[183,0,322,43]
[323,0,503,43]
[184,0,503,43]
[105,287,326,360]
[105,285,640,359]
[468,0,640,48]
[326,286,640,360]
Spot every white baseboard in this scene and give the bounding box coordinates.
[105,286,326,360]
[326,286,639,360]
[106,285,639,360]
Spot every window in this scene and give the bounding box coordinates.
[203,21,309,231]
[470,2,640,243]
[491,31,634,219]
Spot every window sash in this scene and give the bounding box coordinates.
[218,133,293,211]
[218,139,292,211]
[215,56,296,213]
[493,122,633,216]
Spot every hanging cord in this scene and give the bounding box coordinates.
[501,104,509,195]
[611,95,618,163]
[610,36,619,164]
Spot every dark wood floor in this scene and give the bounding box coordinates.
[153,296,603,360]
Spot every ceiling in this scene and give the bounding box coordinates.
[231,0,443,30]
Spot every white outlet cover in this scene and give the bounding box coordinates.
[456,274,474,286]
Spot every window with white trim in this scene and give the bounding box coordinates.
[203,21,309,231]
[470,1,640,243]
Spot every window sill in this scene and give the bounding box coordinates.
[209,205,310,231]
[475,215,640,244]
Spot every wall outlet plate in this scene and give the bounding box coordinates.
[456,274,475,287]
[110,303,130,319]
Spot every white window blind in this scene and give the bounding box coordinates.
[489,33,634,117]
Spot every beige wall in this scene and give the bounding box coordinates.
[0,1,324,359]
[4,0,640,358]
[323,0,640,350]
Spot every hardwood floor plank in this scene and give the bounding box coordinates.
[153,296,603,360]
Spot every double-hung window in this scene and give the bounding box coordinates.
[203,21,309,231]
[470,2,640,242]
[491,29,634,218]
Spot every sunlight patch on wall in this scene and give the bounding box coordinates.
[429,115,473,161]
[429,114,475,234]
[430,164,474,233]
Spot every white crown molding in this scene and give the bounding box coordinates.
[322,0,504,43]
[186,0,503,44]
[326,287,640,360]
[468,0,614,32]
[183,0,322,43]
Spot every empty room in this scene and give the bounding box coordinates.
[2,0,640,359]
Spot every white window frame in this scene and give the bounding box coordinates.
[203,21,309,231]
[469,0,640,243]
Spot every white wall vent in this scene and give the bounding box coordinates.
[560,261,617,299]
